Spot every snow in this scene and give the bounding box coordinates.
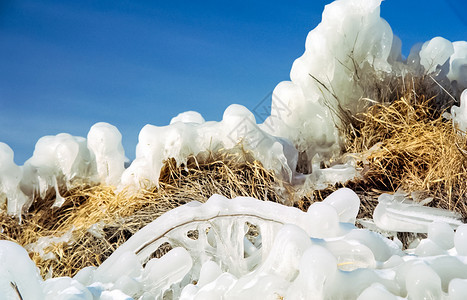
[0,0,467,298]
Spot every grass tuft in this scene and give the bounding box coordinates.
[345,81,467,217]
[0,149,290,278]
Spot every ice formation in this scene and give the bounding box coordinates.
[0,0,466,211]
[25,226,74,261]
[20,133,96,208]
[447,42,467,95]
[0,240,44,300]
[418,37,454,75]
[263,0,395,165]
[373,192,463,233]
[87,122,126,187]
[170,111,205,125]
[0,123,127,216]
[0,143,28,216]
[2,191,467,299]
[0,0,467,297]
[262,0,467,172]
[452,89,467,132]
[120,104,298,190]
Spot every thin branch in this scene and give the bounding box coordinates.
[10,282,23,300]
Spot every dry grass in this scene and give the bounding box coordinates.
[346,91,467,217]
[0,150,289,278]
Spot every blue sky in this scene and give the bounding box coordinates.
[1,0,466,164]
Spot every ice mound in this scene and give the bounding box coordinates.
[1,123,125,216]
[170,111,205,125]
[263,0,466,171]
[0,142,29,216]
[20,133,97,208]
[447,42,467,95]
[0,240,44,300]
[66,194,467,299]
[120,104,298,190]
[419,37,454,75]
[452,89,467,132]
[262,0,397,167]
[1,0,467,297]
[3,190,467,299]
[87,122,126,186]
[373,192,463,233]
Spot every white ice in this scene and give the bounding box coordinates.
[419,37,454,75]
[373,192,463,233]
[447,41,467,94]
[170,111,205,125]
[87,122,126,187]
[2,190,467,299]
[21,133,96,208]
[0,142,29,216]
[0,0,467,298]
[0,240,44,300]
[452,89,467,132]
[25,226,74,262]
[2,0,467,213]
[120,104,298,191]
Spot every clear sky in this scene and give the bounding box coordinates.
[1,0,466,164]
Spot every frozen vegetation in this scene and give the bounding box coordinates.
[1,0,467,298]
[2,192,467,299]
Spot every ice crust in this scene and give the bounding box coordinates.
[2,191,467,299]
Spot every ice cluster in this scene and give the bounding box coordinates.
[373,191,463,234]
[120,104,298,190]
[0,143,28,216]
[1,0,467,216]
[452,89,467,132]
[2,190,467,299]
[0,124,126,216]
[20,133,95,208]
[1,0,467,296]
[87,122,126,187]
[263,0,467,171]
